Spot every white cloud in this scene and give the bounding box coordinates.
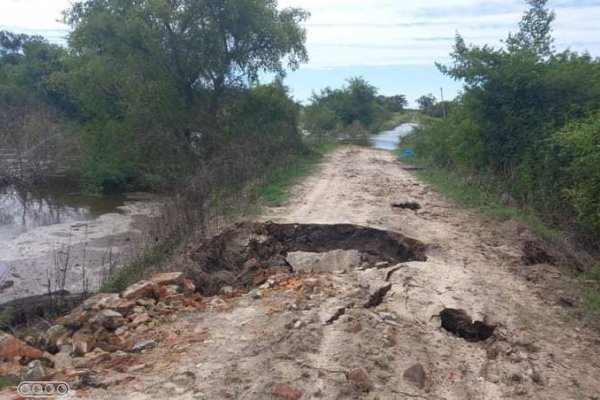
[1,0,598,68]
[0,0,71,29]
[279,0,600,68]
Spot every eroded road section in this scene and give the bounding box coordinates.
[8,146,599,400]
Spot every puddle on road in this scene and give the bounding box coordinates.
[186,222,427,295]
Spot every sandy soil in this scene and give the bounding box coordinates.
[67,147,600,399]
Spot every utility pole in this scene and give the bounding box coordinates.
[440,87,447,119]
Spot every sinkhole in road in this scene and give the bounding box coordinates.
[185,222,427,295]
[440,308,496,342]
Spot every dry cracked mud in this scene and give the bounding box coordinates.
[8,146,600,400]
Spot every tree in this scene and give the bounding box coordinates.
[408,0,600,239]
[303,77,390,135]
[344,77,378,126]
[65,0,309,111]
[378,95,408,112]
[0,31,74,180]
[416,94,437,110]
[506,0,555,59]
[58,0,309,191]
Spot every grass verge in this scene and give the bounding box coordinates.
[579,264,600,319]
[101,234,182,293]
[399,156,560,242]
[398,144,600,323]
[0,376,16,391]
[255,143,337,206]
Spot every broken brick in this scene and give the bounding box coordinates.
[273,383,303,400]
[0,333,42,363]
[121,281,156,300]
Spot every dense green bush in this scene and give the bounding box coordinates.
[36,0,310,193]
[403,0,600,240]
[553,114,600,232]
[302,77,396,137]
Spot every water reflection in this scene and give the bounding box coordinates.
[0,181,127,241]
[371,123,418,150]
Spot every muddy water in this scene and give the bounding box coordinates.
[370,123,418,150]
[0,181,161,304]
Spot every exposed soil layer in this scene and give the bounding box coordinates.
[186,222,427,295]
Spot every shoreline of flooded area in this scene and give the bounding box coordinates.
[370,123,418,150]
[0,182,162,304]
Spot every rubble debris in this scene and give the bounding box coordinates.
[347,368,374,392]
[403,364,427,389]
[273,383,303,399]
[90,309,126,330]
[0,332,43,362]
[83,293,122,311]
[440,308,496,342]
[121,281,156,300]
[148,272,184,286]
[72,331,96,355]
[131,339,156,353]
[0,270,208,385]
[363,284,393,308]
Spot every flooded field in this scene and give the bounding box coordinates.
[0,181,161,304]
[370,123,417,150]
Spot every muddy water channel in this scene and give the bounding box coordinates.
[370,123,417,150]
[0,181,161,304]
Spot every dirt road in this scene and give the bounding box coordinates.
[76,147,600,399]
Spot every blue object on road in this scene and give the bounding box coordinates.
[402,148,416,158]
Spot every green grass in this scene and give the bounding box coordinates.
[400,157,560,242]
[580,264,600,319]
[0,376,16,391]
[255,143,337,206]
[101,234,182,293]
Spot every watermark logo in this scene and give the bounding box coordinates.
[17,381,70,398]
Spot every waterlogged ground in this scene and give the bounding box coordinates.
[370,123,417,150]
[0,183,161,304]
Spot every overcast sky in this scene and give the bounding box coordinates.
[1,0,599,105]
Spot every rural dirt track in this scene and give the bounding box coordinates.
[77,146,600,400]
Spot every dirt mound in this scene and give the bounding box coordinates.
[185,222,427,295]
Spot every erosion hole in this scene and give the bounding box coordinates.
[186,222,427,295]
[440,308,496,342]
[392,202,421,211]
